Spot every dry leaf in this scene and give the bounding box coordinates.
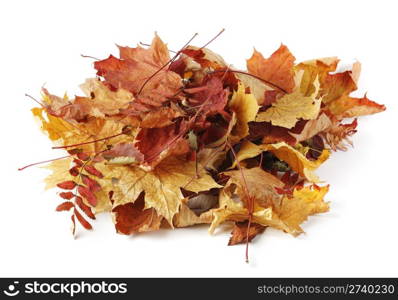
[23,32,385,261]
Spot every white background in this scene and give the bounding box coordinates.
[0,0,397,277]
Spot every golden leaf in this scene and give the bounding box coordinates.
[231,141,330,182]
[43,157,74,190]
[209,183,273,234]
[173,202,214,228]
[263,142,330,183]
[96,156,221,225]
[256,77,321,129]
[289,113,333,142]
[271,185,330,236]
[223,167,284,208]
[228,84,259,143]
[210,183,329,237]
[296,57,339,96]
[32,108,133,153]
[79,78,134,118]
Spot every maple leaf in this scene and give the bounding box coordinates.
[297,59,385,119]
[181,46,228,69]
[35,108,135,155]
[102,143,144,165]
[223,167,284,208]
[173,201,214,228]
[232,141,329,182]
[209,182,273,233]
[79,78,134,118]
[296,57,339,96]
[270,185,330,236]
[264,142,330,182]
[94,34,182,106]
[24,33,386,260]
[248,121,299,145]
[321,118,358,151]
[40,88,89,122]
[228,84,259,143]
[247,44,296,93]
[289,113,333,142]
[43,157,74,190]
[228,221,266,246]
[135,122,190,169]
[321,62,361,104]
[210,181,329,237]
[327,94,386,118]
[184,77,228,117]
[139,106,182,128]
[112,195,163,234]
[256,77,321,129]
[96,156,221,225]
[197,147,227,171]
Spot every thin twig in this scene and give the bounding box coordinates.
[81,54,100,61]
[200,28,225,49]
[137,33,199,96]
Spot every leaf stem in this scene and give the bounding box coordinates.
[200,28,225,49]
[209,69,288,94]
[25,93,45,108]
[18,155,71,171]
[52,132,124,149]
[137,32,199,96]
[226,140,254,263]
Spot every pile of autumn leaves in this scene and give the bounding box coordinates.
[32,34,385,247]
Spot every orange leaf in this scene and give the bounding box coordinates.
[74,208,92,230]
[55,201,74,212]
[247,44,296,93]
[57,181,76,190]
[75,196,96,220]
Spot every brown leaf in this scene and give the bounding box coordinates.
[95,34,182,105]
[140,107,182,128]
[112,195,162,234]
[135,122,190,169]
[228,222,266,246]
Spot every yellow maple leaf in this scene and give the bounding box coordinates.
[223,167,284,208]
[256,77,321,129]
[210,182,329,237]
[32,107,133,153]
[173,202,214,228]
[228,84,259,143]
[209,183,273,234]
[296,57,339,96]
[264,142,329,182]
[231,140,330,182]
[79,78,134,118]
[43,157,74,190]
[96,156,221,225]
[271,185,330,236]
